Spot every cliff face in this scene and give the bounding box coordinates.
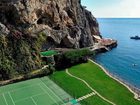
[0,0,100,79]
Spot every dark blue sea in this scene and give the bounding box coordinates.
[95,18,140,89]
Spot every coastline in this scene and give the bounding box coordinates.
[89,59,140,101]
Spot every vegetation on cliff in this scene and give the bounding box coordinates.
[54,48,93,70]
[0,32,47,80]
[0,0,100,80]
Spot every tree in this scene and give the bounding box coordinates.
[54,48,93,70]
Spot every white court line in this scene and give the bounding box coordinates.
[10,83,40,93]
[0,83,40,96]
[3,93,9,105]
[8,92,16,105]
[15,83,61,105]
[15,84,45,103]
[31,97,38,105]
[40,79,66,105]
[39,84,59,105]
[15,92,46,103]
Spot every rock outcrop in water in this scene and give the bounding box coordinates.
[0,0,101,79]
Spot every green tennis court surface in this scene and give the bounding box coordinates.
[0,77,80,105]
[40,50,58,57]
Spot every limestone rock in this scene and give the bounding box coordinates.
[0,0,101,75]
[0,23,10,35]
[0,0,100,48]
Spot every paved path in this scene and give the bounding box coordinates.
[66,69,116,105]
[77,92,95,102]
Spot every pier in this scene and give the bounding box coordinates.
[88,38,117,53]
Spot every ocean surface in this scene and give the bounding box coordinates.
[94,18,140,89]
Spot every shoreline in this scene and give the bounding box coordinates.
[89,59,140,101]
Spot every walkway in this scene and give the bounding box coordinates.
[66,69,116,105]
[77,92,95,102]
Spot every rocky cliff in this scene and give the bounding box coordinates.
[0,0,100,79]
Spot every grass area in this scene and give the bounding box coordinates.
[50,61,140,105]
[50,70,109,105]
[40,50,58,56]
[0,77,70,105]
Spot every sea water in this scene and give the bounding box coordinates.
[94,18,140,89]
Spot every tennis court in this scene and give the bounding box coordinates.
[0,77,80,105]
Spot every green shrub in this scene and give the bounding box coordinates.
[0,32,45,80]
[23,68,53,79]
[48,64,55,72]
[54,48,93,70]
